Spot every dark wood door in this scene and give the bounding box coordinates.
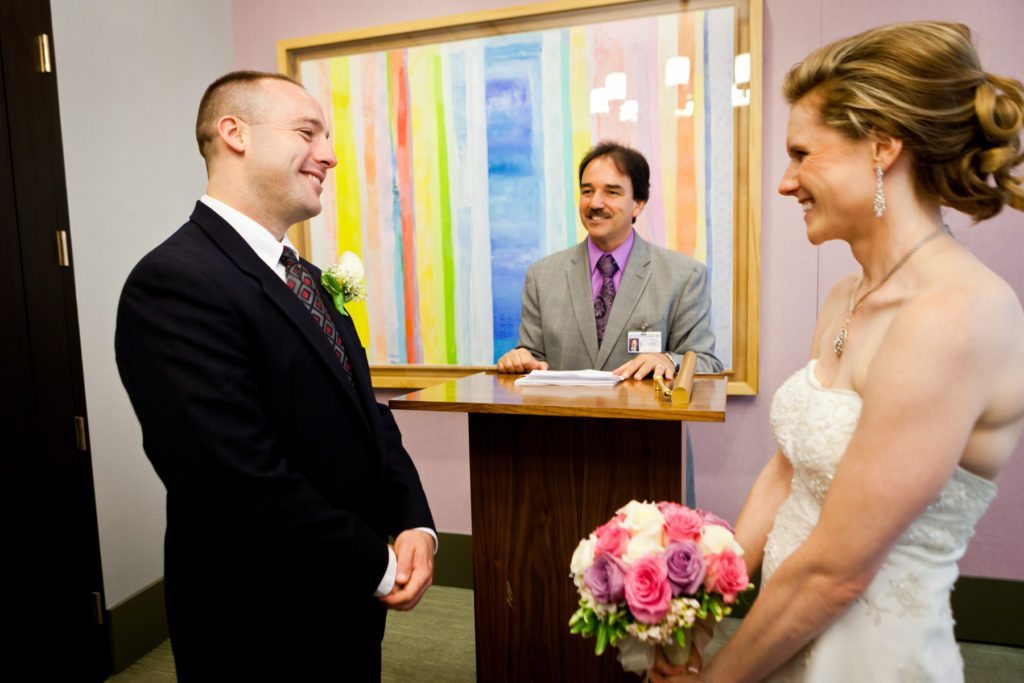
[0,0,109,679]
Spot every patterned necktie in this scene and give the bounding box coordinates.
[594,253,619,345]
[280,247,353,380]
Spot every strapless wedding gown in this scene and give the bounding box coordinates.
[761,360,997,682]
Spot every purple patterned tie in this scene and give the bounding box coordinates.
[280,247,353,380]
[594,253,618,345]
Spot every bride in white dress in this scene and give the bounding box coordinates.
[652,21,1024,683]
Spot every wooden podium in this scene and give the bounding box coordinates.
[390,372,726,682]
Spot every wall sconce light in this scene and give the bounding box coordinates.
[665,56,691,87]
[619,99,639,122]
[731,84,750,108]
[734,52,751,85]
[605,72,627,101]
[674,95,694,118]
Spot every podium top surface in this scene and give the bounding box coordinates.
[389,372,726,422]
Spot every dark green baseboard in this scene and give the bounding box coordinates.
[106,533,1022,674]
[951,576,1024,646]
[108,578,169,673]
[435,532,474,589]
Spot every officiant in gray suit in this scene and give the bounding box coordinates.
[496,142,723,379]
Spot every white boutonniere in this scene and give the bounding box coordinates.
[321,251,367,317]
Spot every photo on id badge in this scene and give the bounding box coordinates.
[627,329,661,354]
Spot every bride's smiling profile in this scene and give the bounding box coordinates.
[652,20,1024,683]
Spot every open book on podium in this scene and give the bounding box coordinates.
[511,350,699,405]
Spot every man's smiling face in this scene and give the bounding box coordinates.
[243,79,337,233]
[578,155,646,251]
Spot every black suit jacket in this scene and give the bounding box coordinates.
[115,202,434,679]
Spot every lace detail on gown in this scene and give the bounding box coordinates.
[760,360,997,683]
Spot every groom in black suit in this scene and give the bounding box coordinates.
[115,71,435,681]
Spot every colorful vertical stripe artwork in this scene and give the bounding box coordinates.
[301,6,736,367]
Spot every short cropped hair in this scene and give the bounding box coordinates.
[578,141,651,203]
[195,70,304,160]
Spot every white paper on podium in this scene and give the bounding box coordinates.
[513,369,624,388]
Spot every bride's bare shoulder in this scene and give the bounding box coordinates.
[925,246,1022,327]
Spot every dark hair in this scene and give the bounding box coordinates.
[784,21,1024,221]
[578,141,651,203]
[195,70,304,160]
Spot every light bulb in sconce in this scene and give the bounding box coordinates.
[605,72,627,101]
[665,56,691,87]
[674,96,694,118]
[731,84,751,108]
[590,87,610,114]
[619,99,638,122]
[734,52,751,85]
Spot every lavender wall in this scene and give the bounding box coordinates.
[233,0,1024,580]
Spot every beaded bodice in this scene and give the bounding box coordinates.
[763,360,997,582]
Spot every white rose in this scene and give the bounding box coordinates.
[338,251,365,281]
[570,535,596,576]
[617,500,665,540]
[699,524,744,556]
[623,533,664,562]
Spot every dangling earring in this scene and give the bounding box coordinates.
[873,164,886,218]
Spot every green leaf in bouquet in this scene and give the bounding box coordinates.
[608,621,628,647]
[595,622,609,656]
[674,627,688,649]
[696,593,710,620]
[569,607,588,632]
[709,597,725,621]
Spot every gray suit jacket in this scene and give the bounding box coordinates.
[516,234,723,373]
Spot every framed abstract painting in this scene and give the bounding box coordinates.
[279,0,761,393]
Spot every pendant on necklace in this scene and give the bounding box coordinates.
[833,319,849,358]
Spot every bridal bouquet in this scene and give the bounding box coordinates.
[568,500,754,675]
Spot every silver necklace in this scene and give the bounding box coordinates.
[833,227,947,358]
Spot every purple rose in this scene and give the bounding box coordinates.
[664,541,706,596]
[584,553,626,604]
[696,508,735,533]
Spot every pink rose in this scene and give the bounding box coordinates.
[704,550,749,604]
[624,555,672,624]
[661,505,704,545]
[594,519,630,558]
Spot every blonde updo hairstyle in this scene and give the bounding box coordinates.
[783,21,1024,221]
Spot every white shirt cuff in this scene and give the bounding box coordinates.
[374,546,398,597]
